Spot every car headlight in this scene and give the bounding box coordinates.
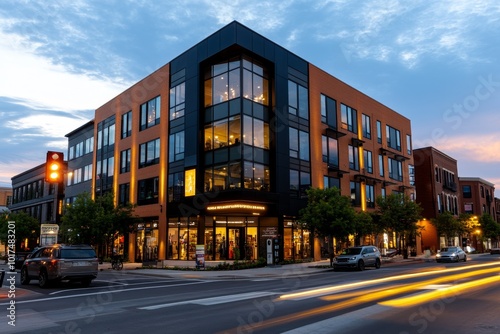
[349,257,357,261]
[436,254,441,258]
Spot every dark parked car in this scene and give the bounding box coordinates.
[333,245,382,271]
[490,248,500,254]
[20,244,98,288]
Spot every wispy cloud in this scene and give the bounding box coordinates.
[0,29,129,112]
[437,133,500,164]
[311,0,500,68]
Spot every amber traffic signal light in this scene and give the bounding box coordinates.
[45,151,64,183]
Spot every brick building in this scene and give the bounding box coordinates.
[92,21,414,263]
[413,147,460,251]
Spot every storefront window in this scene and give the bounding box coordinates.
[205,219,214,260]
[283,220,311,260]
[135,220,159,263]
[215,224,227,260]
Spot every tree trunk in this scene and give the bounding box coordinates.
[328,235,334,267]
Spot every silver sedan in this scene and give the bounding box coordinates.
[436,246,467,263]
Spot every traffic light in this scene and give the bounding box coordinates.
[45,151,64,183]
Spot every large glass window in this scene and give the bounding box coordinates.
[341,103,357,133]
[348,145,359,171]
[119,183,130,206]
[324,176,340,189]
[366,184,375,208]
[362,114,371,139]
[170,82,185,120]
[388,157,403,181]
[243,115,269,149]
[406,134,412,155]
[320,94,337,128]
[350,181,361,206]
[168,172,184,202]
[376,120,382,143]
[139,138,160,168]
[243,59,267,105]
[85,137,94,154]
[205,116,241,150]
[205,58,268,107]
[169,131,184,162]
[120,149,131,173]
[137,177,159,206]
[288,81,309,119]
[378,154,384,177]
[290,169,310,198]
[140,96,161,131]
[386,125,401,151]
[244,162,269,191]
[204,163,244,192]
[322,135,339,168]
[83,164,92,181]
[363,150,373,174]
[462,185,472,198]
[121,111,132,139]
[289,128,309,160]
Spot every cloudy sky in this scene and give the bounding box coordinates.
[1,0,499,190]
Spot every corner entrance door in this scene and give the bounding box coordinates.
[228,228,245,260]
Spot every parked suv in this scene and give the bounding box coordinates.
[20,244,98,288]
[333,245,382,271]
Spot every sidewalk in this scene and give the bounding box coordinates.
[99,254,426,280]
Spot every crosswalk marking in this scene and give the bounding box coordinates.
[138,291,276,310]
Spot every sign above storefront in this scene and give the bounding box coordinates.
[206,202,266,212]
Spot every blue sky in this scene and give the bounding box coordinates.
[1,0,499,190]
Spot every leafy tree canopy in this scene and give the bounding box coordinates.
[61,192,140,247]
[299,187,356,242]
[0,211,40,251]
[375,193,422,235]
[431,211,463,241]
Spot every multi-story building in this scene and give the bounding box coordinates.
[459,177,495,216]
[10,163,65,249]
[413,147,460,251]
[93,21,414,263]
[459,177,496,251]
[0,186,12,211]
[65,120,95,204]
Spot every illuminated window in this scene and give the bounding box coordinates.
[140,96,161,131]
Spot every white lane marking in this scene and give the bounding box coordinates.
[48,279,185,295]
[0,281,208,306]
[139,291,276,310]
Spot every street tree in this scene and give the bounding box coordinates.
[375,193,423,258]
[479,213,500,246]
[61,192,140,256]
[299,187,357,262]
[431,211,463,246]
[0,211,40,252]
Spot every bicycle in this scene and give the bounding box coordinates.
[111,256,123,270]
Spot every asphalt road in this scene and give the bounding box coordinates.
[1,254,500,334]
